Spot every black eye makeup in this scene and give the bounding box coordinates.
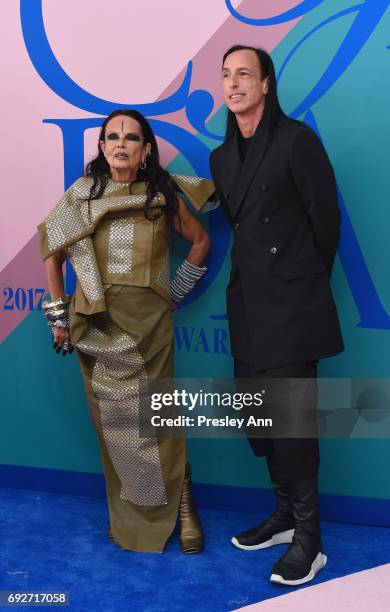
[106,132,141,142]
[125,133,141,141]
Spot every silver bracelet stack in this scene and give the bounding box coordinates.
[42,296,71,332]
[42,297,73,354]
[170,259,207,303]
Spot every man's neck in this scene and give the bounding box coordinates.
[236,105,264,138]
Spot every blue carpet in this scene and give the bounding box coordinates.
[0,488,389,612]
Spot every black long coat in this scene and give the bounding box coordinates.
[209,116,344,369]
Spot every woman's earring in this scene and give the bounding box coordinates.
[139,160,147,170]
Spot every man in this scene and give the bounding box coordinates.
[209,46,343,586]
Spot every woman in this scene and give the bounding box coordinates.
[38,109,214,553]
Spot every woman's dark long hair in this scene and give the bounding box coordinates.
[85,109,178,227]
[222,45,287,141]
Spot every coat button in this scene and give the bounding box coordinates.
[270,246,277,254]
[263,216,270,224]
[261,184,269,192]
[224,192,230,200]
[233,222,240,230]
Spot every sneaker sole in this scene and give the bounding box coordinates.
[231,529,295,550]
[270,552,327,586]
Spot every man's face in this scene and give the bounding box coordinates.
[222,49,268,117]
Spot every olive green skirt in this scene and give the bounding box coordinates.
[70,284,185,552]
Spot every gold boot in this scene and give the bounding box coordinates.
[179,463,204,554]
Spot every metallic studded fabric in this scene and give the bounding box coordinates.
[42,177,162,257]
[89,194,148,223]
[41,178,164,305]
[67,238,105,304]
[171,173,216,213]
[41,175,213,259]
[45,192,87,252]
[76,321,167,507]
[154,252,170,293]
[107,218,134,274]
[40,175,214,307]
[172,174,204,186]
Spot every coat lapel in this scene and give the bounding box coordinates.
[216,133,242,220]
[231,120,271,219]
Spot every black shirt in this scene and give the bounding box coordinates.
[238,132,253,162]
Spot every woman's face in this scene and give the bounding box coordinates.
[100,115,151,181]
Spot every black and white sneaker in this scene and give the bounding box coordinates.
[231,512,295,550]
[270,537,327,586]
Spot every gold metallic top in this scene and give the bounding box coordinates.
[38,174,215,315]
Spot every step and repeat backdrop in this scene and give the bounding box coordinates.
[1,0,390,505]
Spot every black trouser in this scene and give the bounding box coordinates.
[234,359,320,482]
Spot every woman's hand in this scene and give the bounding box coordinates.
[45,250,73,355]
[52,326,73,355]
